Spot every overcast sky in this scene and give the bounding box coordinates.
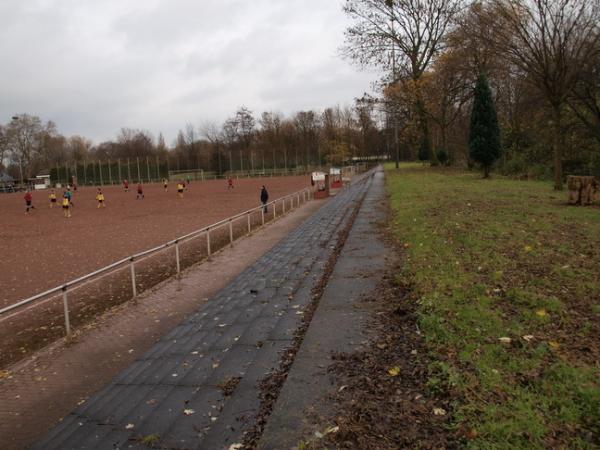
[0,0,379,145]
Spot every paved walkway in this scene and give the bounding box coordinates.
[259,168,389,448]
[0,197,324,450]
[33,172,375,449]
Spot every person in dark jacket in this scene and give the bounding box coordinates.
[260,185,269,213]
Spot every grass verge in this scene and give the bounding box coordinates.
[386,164,599,449]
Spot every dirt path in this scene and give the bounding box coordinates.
[0,197,325,450]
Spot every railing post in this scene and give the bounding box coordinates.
[283,198,286,214]
[261,208,265,226]
[62,286,71,337]
[273,201,277,219]
[175,240,181,275]
[247,213,251,235]
[229,219,233,246]
[206,229,212,258]
[130,257,137,297]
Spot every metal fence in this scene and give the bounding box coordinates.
[0,187,314,368]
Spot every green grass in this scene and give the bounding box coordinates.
[386,164,599,449]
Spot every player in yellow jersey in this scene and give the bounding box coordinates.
[95,188,106,208]
[48,189,57,208]
[177,181,184,199]
[62,195,71,218]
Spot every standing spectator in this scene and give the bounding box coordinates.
[24,190,36,214]
[260,185,269,213]
[136,183,145,199]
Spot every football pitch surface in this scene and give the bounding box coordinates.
[0,175,309,308]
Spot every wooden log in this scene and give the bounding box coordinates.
[567,175,598,205]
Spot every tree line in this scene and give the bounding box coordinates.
[0,104,384,185]
[343,0,600,189]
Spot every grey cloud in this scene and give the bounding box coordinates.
[0,0,378,143]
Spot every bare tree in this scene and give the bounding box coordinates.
[0,125,8,170]
[200,120,224,174]
[342,0,464,164]
[489,0,600,189]
[259,111,283,170]
[6,114,45,183]
[567,49,600,144]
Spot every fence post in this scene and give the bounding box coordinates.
[283,198,286,214]
[273,201,277,219]
[175,240,181,275]
[108,159,113,185]
[206,229,212,258]
[130,257,137,297]
[99,160,104,186]
[247,212,251,235]
[229,220,233,246]
[261,208,265,226]
[62,286,71,337]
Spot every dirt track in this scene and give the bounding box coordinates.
[0,176,309,307]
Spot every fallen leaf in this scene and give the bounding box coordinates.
[387,366,400,377]
[212,362,220,369]
[465,428,478,439]
[338,385,348,392]
[325,426,339,434]
[433,407,447,416]
[125,423,135,430]
[548,341,560,350]
[183,409,195,416]
[498,337,512,344]
[535,309,547,317]
[229,445,243,450]
[0,370,11,379]
[522,335,534,342]
[210,417,218,422]
[524,245,533,252]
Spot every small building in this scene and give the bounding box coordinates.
[33,174,51,190]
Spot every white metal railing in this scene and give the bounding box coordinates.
[0,187,314,337]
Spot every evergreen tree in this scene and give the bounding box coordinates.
[469,74,501,178]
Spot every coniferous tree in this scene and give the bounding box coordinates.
[469,74,501,178]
